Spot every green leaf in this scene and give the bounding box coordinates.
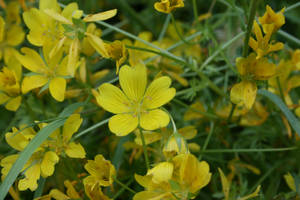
[257,89,300,136]
[0,102,85,200]
[169,179,181,190]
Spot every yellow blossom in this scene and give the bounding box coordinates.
[0,60,22,111]
[154,0,184,14]
[15,47,69,102]
[259,5,285,34]
[249,21,283,59]
[230,80,257,110]
[134,153,211,200]
[83,154,116,188]
[292,49,300,70]
[93,64,176,136]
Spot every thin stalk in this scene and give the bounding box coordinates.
[73,118,109,139]
[227,104,236,122]
[278,30,300,46]
[113,177,136,194]
[139,126,150,170]
[242,0,259,57]
[198,121,215,160]
[276,77,286,104]
[286,2,300,12]
[192,0,198,20]
[170,13,195,45]
[201,146,297,153]
[158,14,171,41]
[112,178,134,199]
[199,31,245,71]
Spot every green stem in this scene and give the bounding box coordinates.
[198,121,215,160]
[112,178,134,199]
[242,0,259,57]
[192,0,198,21]
[199,31,245,71]
[139,126,150,170]
[286,2,300,12]
[170,13,195,45]
[201,146,297,153]
[113,177,136,194]
[73,118,109,139]
[227,103,236,122]
[158,14,171,41]
[276,77,286,103]
[278,30,300,46]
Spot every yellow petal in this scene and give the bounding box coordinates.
[18,163,41,191]
[21,75,48,94]
[0,16,5,42]
[239,185,261,200]
[49,36,66,59]
[133,191,170,200]
[86,33,109,58]
[178,126,197,139]
[49,189,70,200]
[39,0,60,11]
[67,38,79,77]
[49,77,66,102]
[63,114,83,142]
[183,101,206,121]
[230,81,257,110]
[147,162,174,183]
[0,93,10,104]
[61,2,80,19]
[64,180,80,199]
[65,142,86,158]
[44,9,72,24]
[119,64,147,101]
[108,114,138,136]
[143,76,175,109]
[83,9,117,22]
[284,173,296,191]
[5,96,22,111]
[15,48,47,73]
[140,109,169,130]
[93,83,131,114]
[6,25,25,46]
[218,168,230,200]
[41,151,59,177]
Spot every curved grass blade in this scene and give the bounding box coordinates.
[258,89,300,136]
[0,102,85,200]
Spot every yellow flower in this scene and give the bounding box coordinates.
[22,0,62,47]
[15,47,69,102]
[42,2,117,76]
[249,21,284,59]
[83,154,116,188]
[259,5,285,34]
[134,153,211,200]
[184,101,206,121]
[0,16,25,64]
[268,60,300,106]
[105,40,128,74]
[48,114,86,159]
[1,126,59,191]
[230,80,257,110]
[231,53,276,110]
[154,0,184,14]
[93,64,176,136]
[1,114,85,191]
[0,60,22,111]
[236,53,276,81]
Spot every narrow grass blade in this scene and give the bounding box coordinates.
[258,89,300,136]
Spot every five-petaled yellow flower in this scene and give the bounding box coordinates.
[93,64,176,136]
[154,0,184,14]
